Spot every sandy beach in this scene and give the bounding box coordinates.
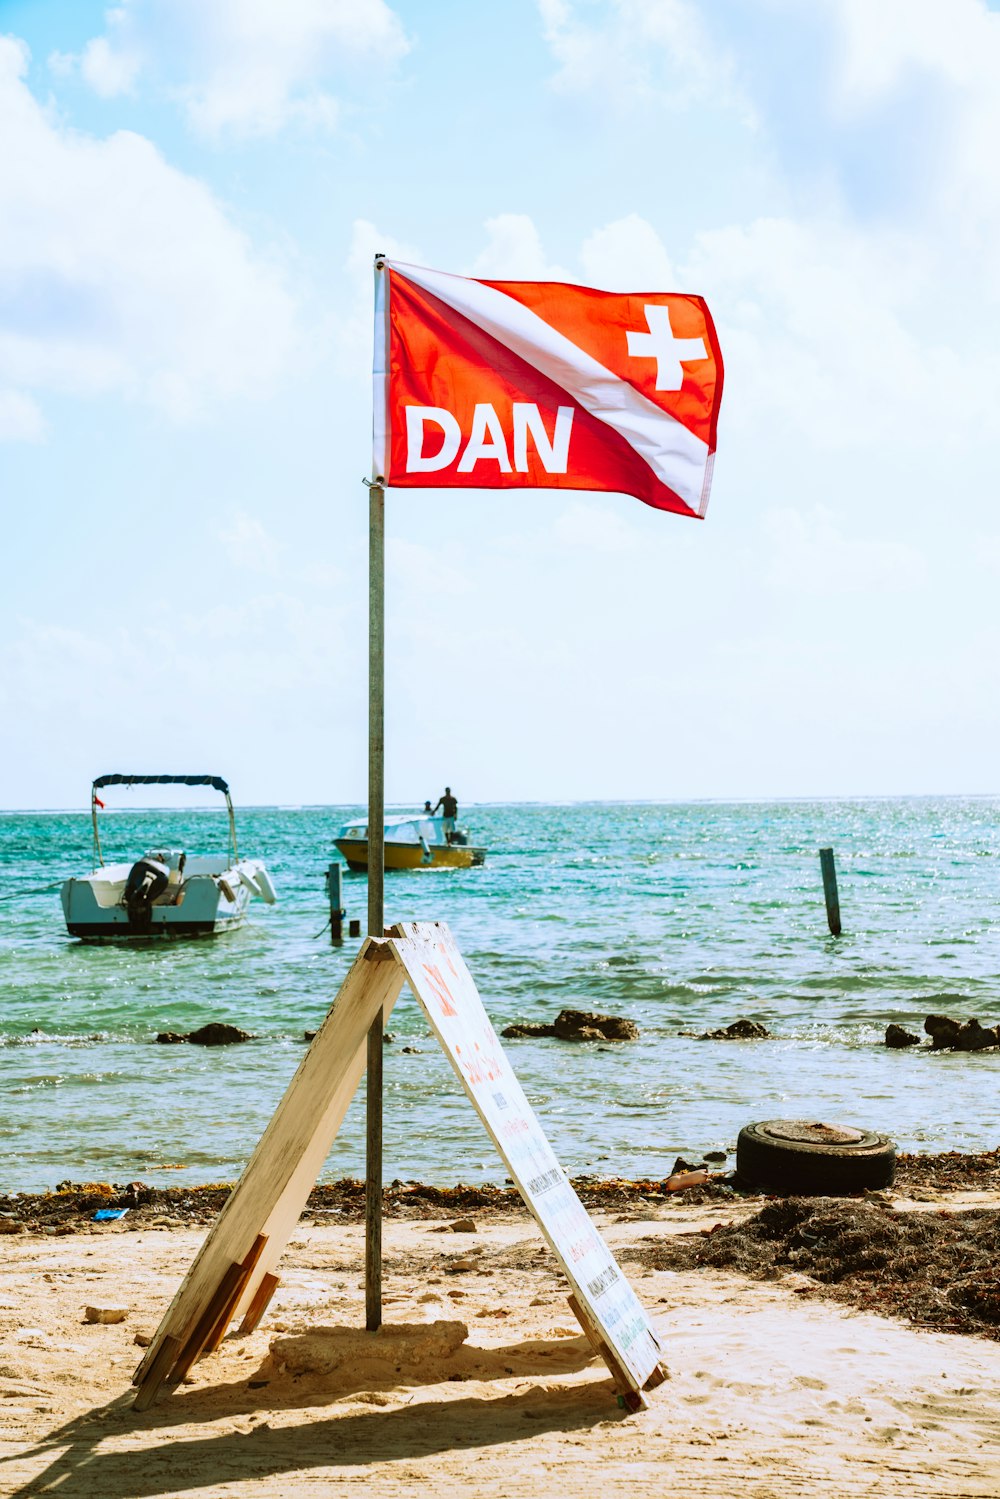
[4,1181,1000,1498]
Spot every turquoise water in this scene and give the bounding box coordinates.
[3,799,999,1193]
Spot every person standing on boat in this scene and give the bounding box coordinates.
[433,787,458,843]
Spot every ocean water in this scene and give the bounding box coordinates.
[2,798,999,1194]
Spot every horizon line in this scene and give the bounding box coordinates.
[3,791,1000,815]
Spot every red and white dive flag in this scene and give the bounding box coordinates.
[373,258,723,518]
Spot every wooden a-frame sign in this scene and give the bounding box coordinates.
[132,921,666,1412]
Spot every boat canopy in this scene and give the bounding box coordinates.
[93,774,230,794]
[89,774,237,867]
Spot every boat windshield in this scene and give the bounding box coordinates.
[387,821,421,845]
[337,815,447,845]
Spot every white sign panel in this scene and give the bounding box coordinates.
[391,921,662,1392]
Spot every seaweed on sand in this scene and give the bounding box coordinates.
[627,1197,1000,1340]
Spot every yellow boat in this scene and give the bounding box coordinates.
[334,813,486,872]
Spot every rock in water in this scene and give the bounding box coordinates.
[955,1019,1000,1051]
[885,1024,921,1048]
[186,1023,252,1046]
[501,1009,638,1041]
[925,1014,962,1049]
[552,1009,639,1041]
[700,1019,770,1040]
[670,1156,699,1176]
[156,1025,252,1045]
[929,1013,995,1049]
[924,1014,999,1051]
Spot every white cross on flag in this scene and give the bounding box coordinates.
[373,258,724,518]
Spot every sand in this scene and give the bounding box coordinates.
[3,1196,1000,1498]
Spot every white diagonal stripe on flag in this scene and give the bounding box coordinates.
[386,259,712,513]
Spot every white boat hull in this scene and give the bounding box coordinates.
[61,857,274,942]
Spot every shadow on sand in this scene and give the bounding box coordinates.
[5,1326,625,1497]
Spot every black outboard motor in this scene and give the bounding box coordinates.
[124,858,169,930]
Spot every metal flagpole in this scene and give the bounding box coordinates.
[365,477,385,1331]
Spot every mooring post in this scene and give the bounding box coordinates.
[325,862,344,943]
[365,475,385,1332]
[819,847,841,937]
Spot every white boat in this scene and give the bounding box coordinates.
[61,774,277,941]
[334,812,487,871]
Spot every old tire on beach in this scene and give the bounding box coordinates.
[736,1120,896,1195]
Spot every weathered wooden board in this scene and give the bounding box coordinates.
[390,921,663,1398]
[133,939,405,1403]
[134,920,662,1411]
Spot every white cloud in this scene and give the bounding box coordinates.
[0,37,298,434]
[539,0,752,119]
[684,213,1000,456]
[346,218,423,287]
[65,0,409,137]
[763,503,926,595]
[826,0,997,105]
[551,499,641,553]
[817,0,1000,252]
[387,537,473,600]
[470,215,567,281]
[81,35,142,97]
[48,7,142,96]
[0,524,357,801]
[46,50,76,80]
[0,388,45,441]
[217,513,285,575]
[468,211,675,289]
[580,216,678,290]
[215,511,346,588]
[975,535,1000,577]
[1,594,349,726]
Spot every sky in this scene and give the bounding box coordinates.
[3,0,1000,810]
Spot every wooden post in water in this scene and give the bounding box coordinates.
[326,862,344,943]
[365,477,385,1331]
[819,847,841,937]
